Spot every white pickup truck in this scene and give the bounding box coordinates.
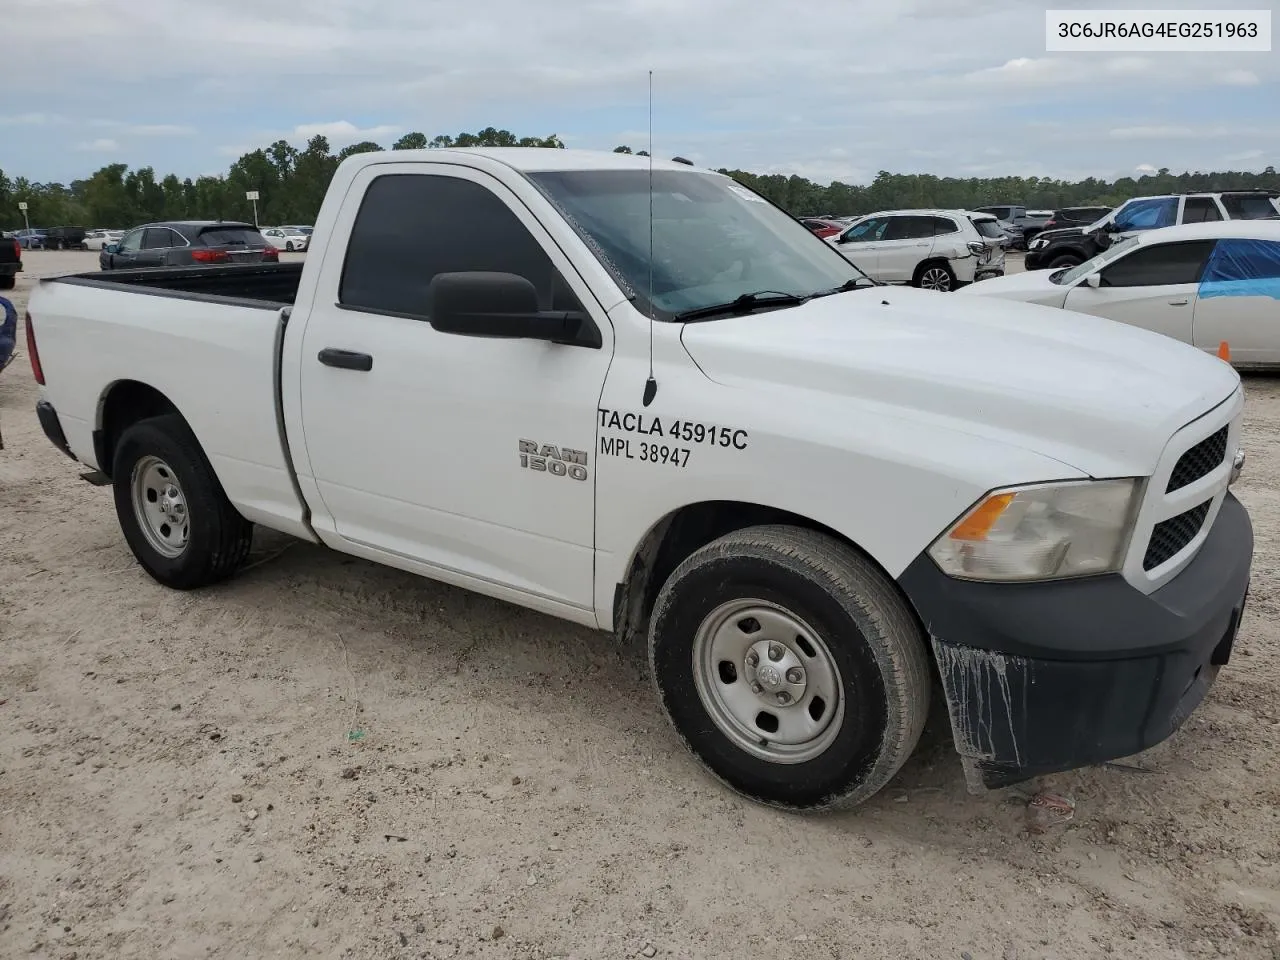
[25,149,1253,811]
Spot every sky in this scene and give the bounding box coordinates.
[2,0,1277,187]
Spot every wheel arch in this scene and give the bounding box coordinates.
[611,498,924,650]
[94,379,187,480]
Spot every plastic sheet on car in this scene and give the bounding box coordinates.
[1198,238,1280,300]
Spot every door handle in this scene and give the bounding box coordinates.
[1168,299,1189,306]
[318,348,373,371]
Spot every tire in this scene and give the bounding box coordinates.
[0,276,14,290]
[1047,254,1082,269]
[285,242,295,252]
[648,524,931,812]
[913,260,956,292]
[111,413,253,589]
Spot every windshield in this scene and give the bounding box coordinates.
[526,169,872,321]
[1053,236,1141,284]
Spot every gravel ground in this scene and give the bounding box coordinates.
[2,250,1278,960]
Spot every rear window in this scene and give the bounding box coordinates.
[1222,195,1280,220]
[198,227,266,247]
[970,218,1005,240]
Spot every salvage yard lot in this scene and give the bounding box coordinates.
[2,250,1279,959]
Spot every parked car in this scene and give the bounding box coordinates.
[25,149,1253,811]
[281,224,314,236]
[0,232,21,289]
[83,229,125,252]
[974,206,1053,248]
[16,229,46,250]
[1042,207,1113,231]
[1026,192,1280,271]
[798,218,844,240]
[43,226,88,250]
[960,220,1280,367]
[827,209,998,290]
[100,221,280,270]
[260,226,310,251]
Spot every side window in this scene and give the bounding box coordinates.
[1201,238,1280,285]
[1221,195,1280,220]
[340,173,582,318]
[1182,197,1222,223]
[1099,240,1216,287]
[1112,198,1178,231]
[118,229,143,253]
[141,228,172,250]
[842,216,889,242]
[885,216,934,240]
[931,216,959,236]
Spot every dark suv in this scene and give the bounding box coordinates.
[1025,191,1280,270]
[100,221,279,270]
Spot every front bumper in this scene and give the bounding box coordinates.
[1023,248,1053,269]
[898,491,1253,790]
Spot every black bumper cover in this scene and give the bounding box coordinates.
[37,399,76,460]
[898,492,1253,789]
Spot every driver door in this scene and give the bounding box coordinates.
[832,216,889,279]
[109,228,144,269]
[1063,239,1215,344]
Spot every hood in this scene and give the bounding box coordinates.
[1033,225,1088,244]
[958,270,1069,308]
[679,287,1239,478]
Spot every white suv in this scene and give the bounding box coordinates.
[826,209,1001,291]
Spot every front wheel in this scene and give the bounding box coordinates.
[1047,254,1082,269]
[648,525,931,811]
[112,413,254,589]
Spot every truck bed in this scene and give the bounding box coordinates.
[54,262,305,308]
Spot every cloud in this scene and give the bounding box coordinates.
[75,138,121,152]
[1109,126,1197,140]
[290,121,403,144]
[0,0,1275,184]
[1218,69,1259,86]
[1135,164,1158,174]
[0,112,63,125]
[89,120,197,136]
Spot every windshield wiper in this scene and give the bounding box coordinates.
[675,290,808,322]
[808,276,878,299]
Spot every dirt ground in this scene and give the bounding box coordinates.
[2,250,1278,960]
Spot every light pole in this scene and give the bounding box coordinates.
[246,190,260,228]
[18,201,30,233]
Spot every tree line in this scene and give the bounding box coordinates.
[1,125,1276,231]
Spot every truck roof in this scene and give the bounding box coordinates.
[338,147,716,175]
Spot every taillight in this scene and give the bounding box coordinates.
[25,311,44,385]
[190,249,229,264]
[11,239,19,261]
[262,246,278,261]
[1044,220,1056,229]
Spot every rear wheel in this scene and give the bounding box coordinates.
[648,524,931,811]
[112,413,253,589]
[913,260,956,292]
[0,276,14,290]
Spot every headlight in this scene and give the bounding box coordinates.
[1030,237,1048,250]
[927,478,1141,582]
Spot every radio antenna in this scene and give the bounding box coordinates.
[642,68,658,408]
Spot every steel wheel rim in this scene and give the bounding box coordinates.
[921,268,951,291]
[130,455,190,559]
[691,599,845,764]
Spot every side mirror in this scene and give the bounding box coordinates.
[104,243,118,254]
[427,272,600,348]
[1084,273,1101,288]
